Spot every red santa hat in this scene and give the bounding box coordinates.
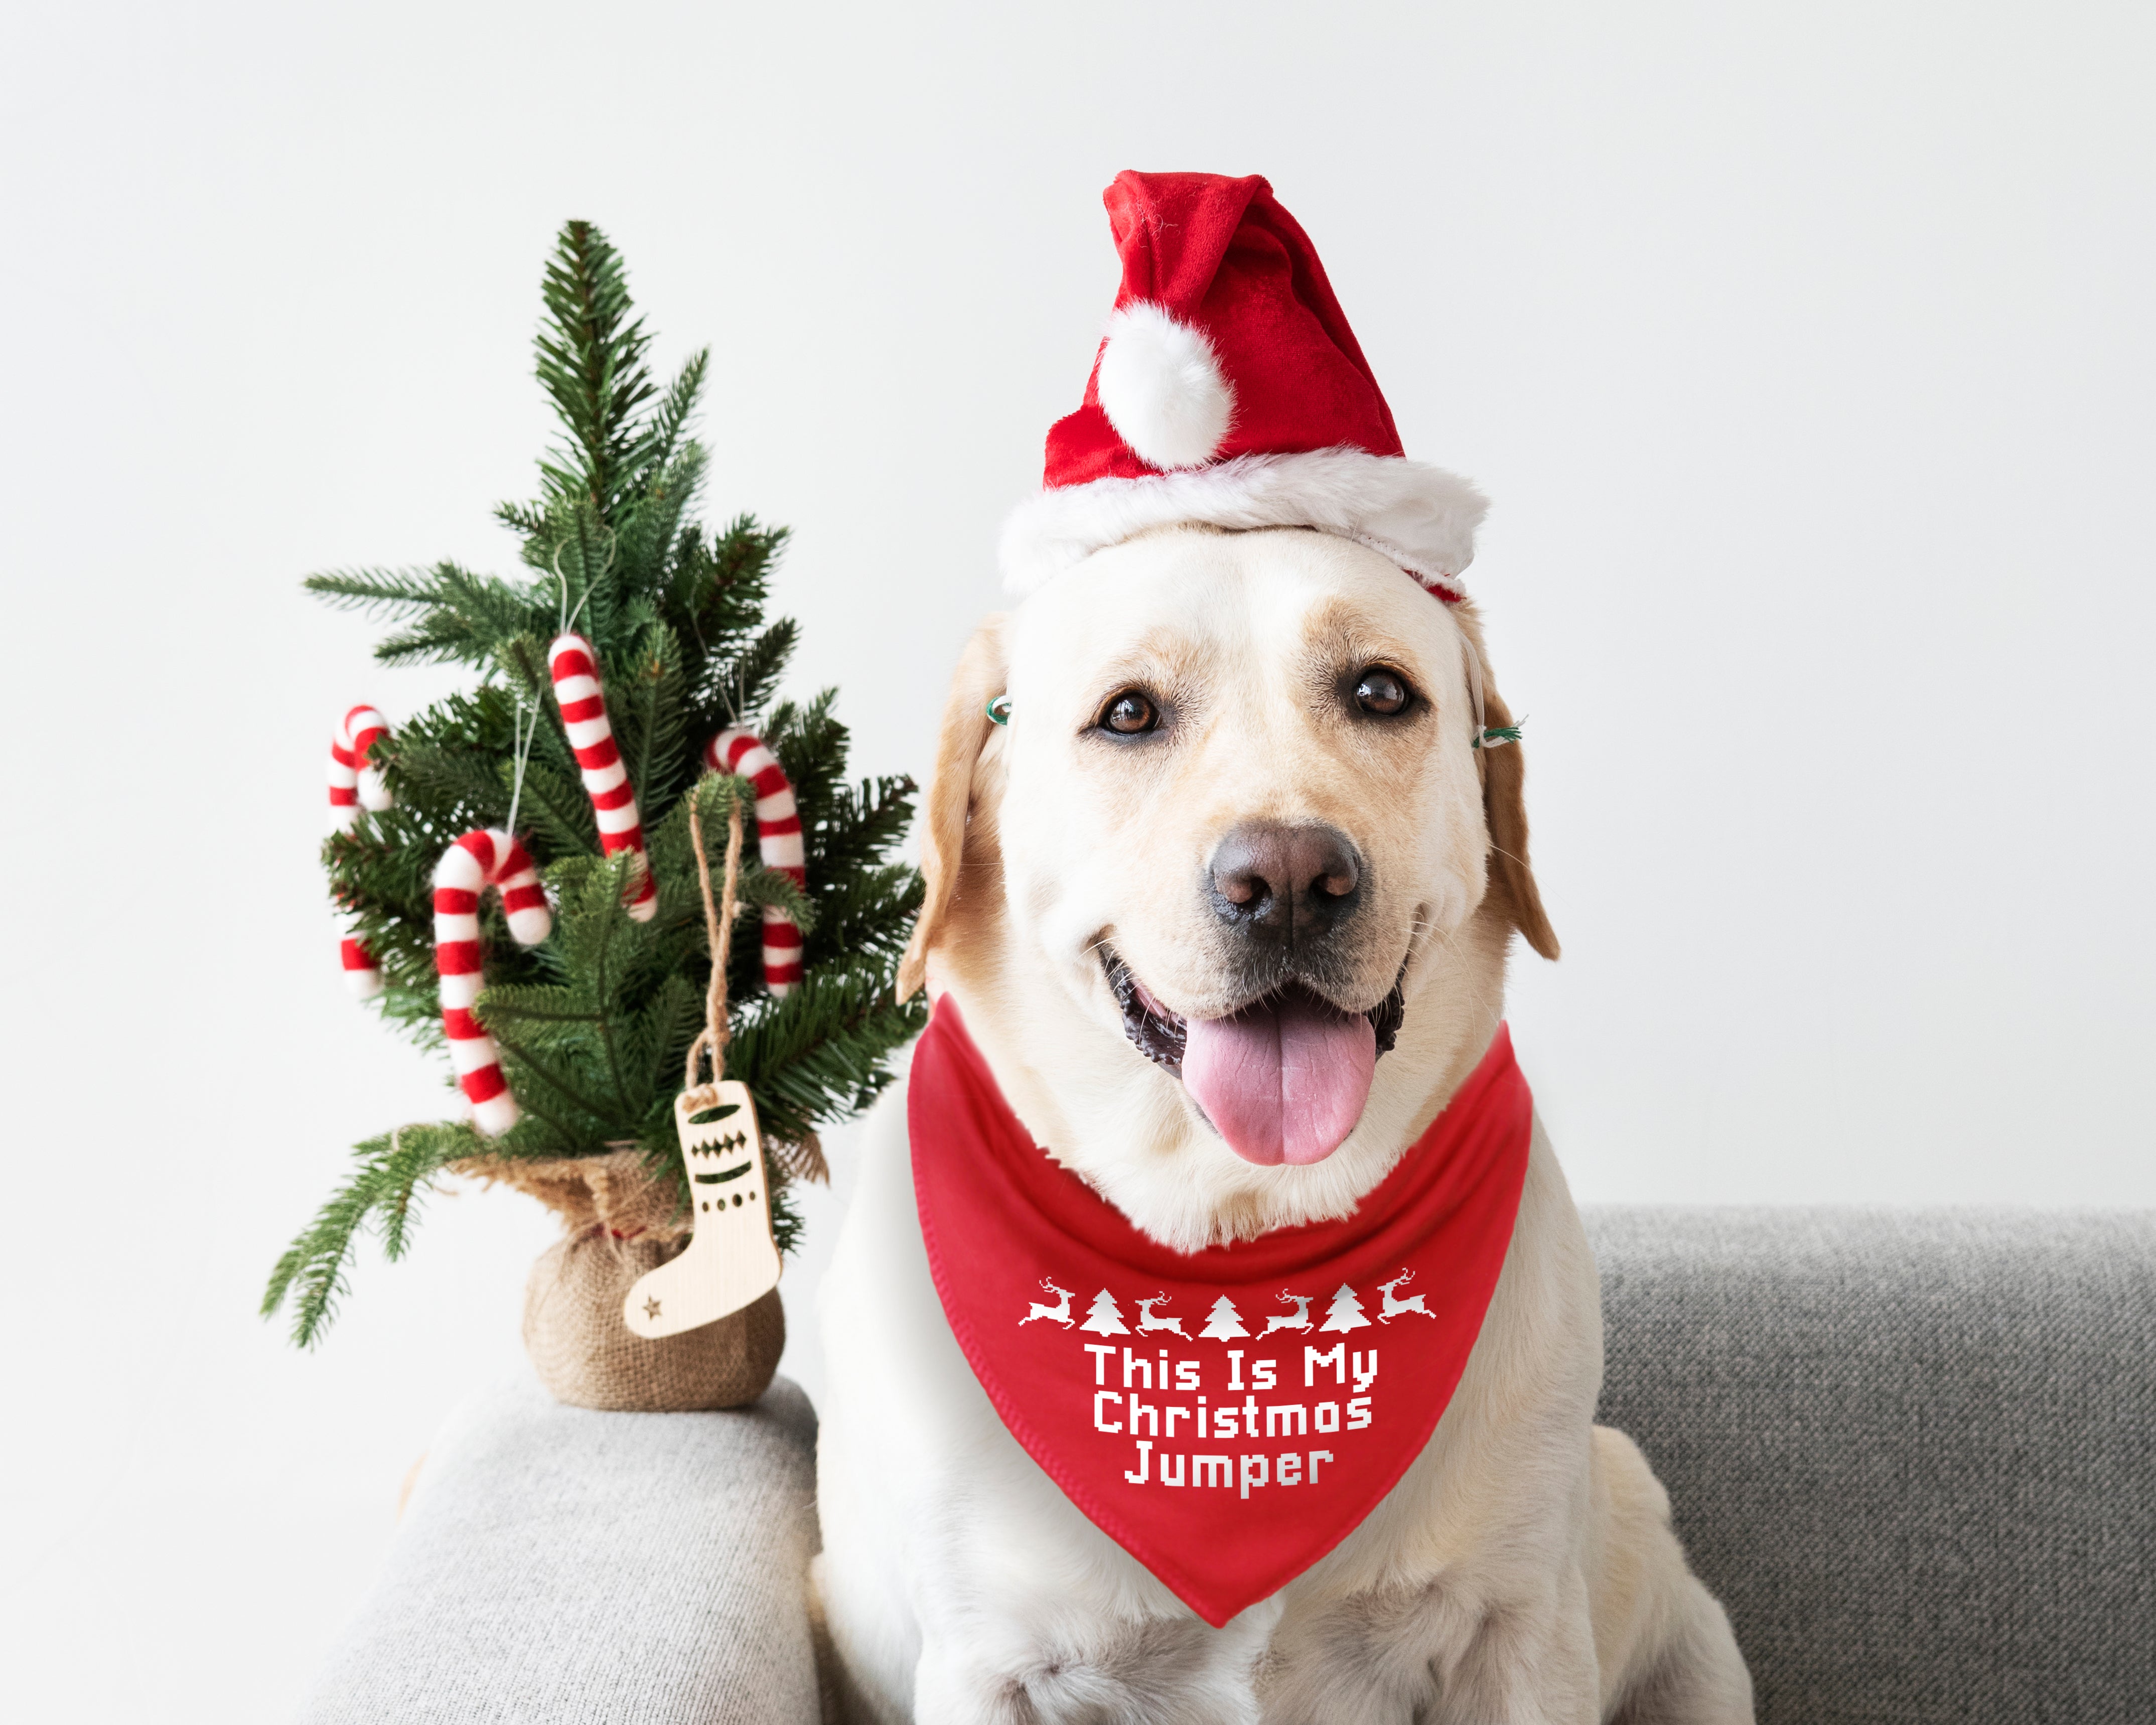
[1000,172,1486,601]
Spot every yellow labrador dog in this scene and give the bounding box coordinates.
[813,522,1752,1722]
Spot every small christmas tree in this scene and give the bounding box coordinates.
[1199,1296,1248,1340]
[1319,1283,1372,1333]
[1080,1289,1130,1336]
[264,220,924,1347]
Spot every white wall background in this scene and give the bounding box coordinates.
[3,2,2149,1717]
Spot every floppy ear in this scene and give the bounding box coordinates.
[898,616,1011,1000]
[1475,669,1560,961]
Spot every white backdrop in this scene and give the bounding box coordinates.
[3,3,2150,1718]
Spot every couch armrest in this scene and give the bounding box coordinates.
[301,1373,820,1724]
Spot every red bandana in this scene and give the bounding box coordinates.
[909,997,1533,1627]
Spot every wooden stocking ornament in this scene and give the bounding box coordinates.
[623,1082,783,1340]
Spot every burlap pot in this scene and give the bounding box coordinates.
[522,1230,785,1412]
[455,1147,795,1413]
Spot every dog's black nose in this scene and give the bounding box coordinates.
[1207,821,1363,944]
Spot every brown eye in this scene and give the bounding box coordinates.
[1354,668,1410,716]
[1101,690,1160,735]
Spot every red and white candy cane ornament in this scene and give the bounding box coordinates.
[328,705,393,997]
[705,729,805,995]
[548,633,657,922]
[328,704,393,826]
[434,830,552,1137]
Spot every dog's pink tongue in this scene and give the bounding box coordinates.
[1182,993,1377,1166]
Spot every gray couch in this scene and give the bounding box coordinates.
[300,1210,2155,1724]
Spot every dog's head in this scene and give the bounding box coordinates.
[903,524,1554,1245]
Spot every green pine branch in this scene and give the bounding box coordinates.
[263,1122,482,1347]
[536,221,656,522]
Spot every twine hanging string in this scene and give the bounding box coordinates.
[678,774,829,1184]
[683,780,746,1102]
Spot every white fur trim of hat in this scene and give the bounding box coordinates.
[999,447,1490,601]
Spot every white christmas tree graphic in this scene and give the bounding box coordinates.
[1319,1282,1372,1333]
[1080,1289,1130,1336]
[1199,1296,1249,1339]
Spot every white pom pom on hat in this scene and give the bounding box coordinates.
[1094,302,1236,471]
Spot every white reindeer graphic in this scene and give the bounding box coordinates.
[1376,1269,1435,1324]
[1020,1278,1075,1328]
[1133,1293,1188,1337]
[1261,1290,1316,1336]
